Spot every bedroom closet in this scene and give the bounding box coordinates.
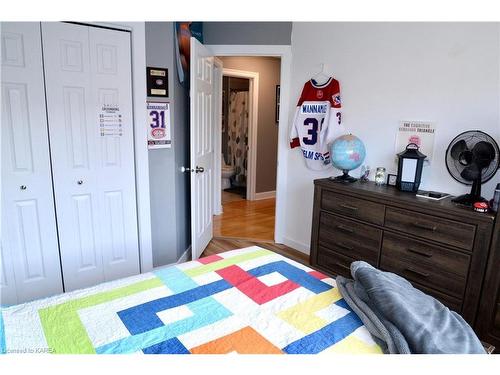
[1,22,140,305]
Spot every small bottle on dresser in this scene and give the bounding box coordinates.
[492,183,500,212]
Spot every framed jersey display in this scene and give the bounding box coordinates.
[289,77,344,170]
[147,101,172,149]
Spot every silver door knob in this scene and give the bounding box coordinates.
[195,166,204,173]
[181,166,193,173]
[77,180,84,185]
[20,185,27,190]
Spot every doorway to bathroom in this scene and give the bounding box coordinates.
[214,57,281,241]
[221,75,250,201]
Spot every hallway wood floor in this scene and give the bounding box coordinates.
[202,237,309,265]
[213,196,275,241]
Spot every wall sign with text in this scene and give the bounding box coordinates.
[395,120,436,163]
[147,101,171,149]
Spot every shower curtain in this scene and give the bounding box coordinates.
[227,90,249,186]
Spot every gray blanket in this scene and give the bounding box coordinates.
[336,261,485,354]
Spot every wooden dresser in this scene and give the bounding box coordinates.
[475,210,500,350]
[309,178,496,329]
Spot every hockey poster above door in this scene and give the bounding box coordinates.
[147,101,172,149]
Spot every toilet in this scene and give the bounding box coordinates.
[221,155,235,190]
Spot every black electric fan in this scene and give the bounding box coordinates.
[445,130,500,206]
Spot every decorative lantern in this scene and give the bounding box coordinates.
[396,143,427,192]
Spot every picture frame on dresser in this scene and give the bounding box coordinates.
[309,178,495,334]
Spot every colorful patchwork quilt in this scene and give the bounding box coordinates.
[0,247,382,354]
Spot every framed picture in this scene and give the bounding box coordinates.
[387,173,397,186]
[275,85,280,123]
[146,67,168,97]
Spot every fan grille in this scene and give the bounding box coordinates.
[445,130,500,185]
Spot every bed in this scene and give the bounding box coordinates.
[0,246,382,354]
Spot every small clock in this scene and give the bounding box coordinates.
[387,174,397,186]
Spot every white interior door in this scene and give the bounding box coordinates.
[41,22,139,291]
[189,37,218,259]
[1,22,63,304]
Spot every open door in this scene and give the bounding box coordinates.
[188,37,220,259]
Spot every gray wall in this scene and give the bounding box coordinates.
[204,22,292,45]
[144,22,290,265]
[145,22,190,266]
[220,56,281,193]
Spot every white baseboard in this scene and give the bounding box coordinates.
[253,190,276,200]
[177,246,192,264]
[282,237,310,255]
[214,204,223,216]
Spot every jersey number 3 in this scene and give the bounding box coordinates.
[303,118,324,145]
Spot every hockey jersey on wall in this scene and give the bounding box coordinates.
[290,77,345,170]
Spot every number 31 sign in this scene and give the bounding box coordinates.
[147,101,171,149]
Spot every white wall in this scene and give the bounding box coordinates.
[284,22,500,253]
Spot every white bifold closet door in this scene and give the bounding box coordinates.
[1,22,64,304]
[41,22,140,291]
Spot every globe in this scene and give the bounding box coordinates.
[330,134,366,182]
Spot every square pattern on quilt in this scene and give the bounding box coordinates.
[0,247,381,354]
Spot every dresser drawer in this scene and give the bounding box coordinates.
[411,281,463,312]
[317,247,355,278]
[382,232,470,278]
[385,208,476,251]
[380,254,466,299]
[318,212,381,264]
[321,190,385,226]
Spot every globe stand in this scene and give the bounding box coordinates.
[330,169,358,183]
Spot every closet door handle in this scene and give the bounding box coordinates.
[77,180,84,185]
[195,166,205,173]
[20,185,27,190]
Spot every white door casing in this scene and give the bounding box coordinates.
[41,22,139,291]
[206,45,292,247]
[1,22,64,304]
[189,38,217,259]
[212,58,223,215]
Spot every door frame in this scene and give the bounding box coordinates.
[206,45,292,245]
[218,68,259,207]
[85,22,153,272]
[213,59,224,215]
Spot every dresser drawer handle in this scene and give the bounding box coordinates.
[336,225,354,234]
[335,242,354,251]
[339,204,359,211]
[413,222,437,232]
[335,263,351,272]
[405,267,430,278]
[407,247,433,258]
